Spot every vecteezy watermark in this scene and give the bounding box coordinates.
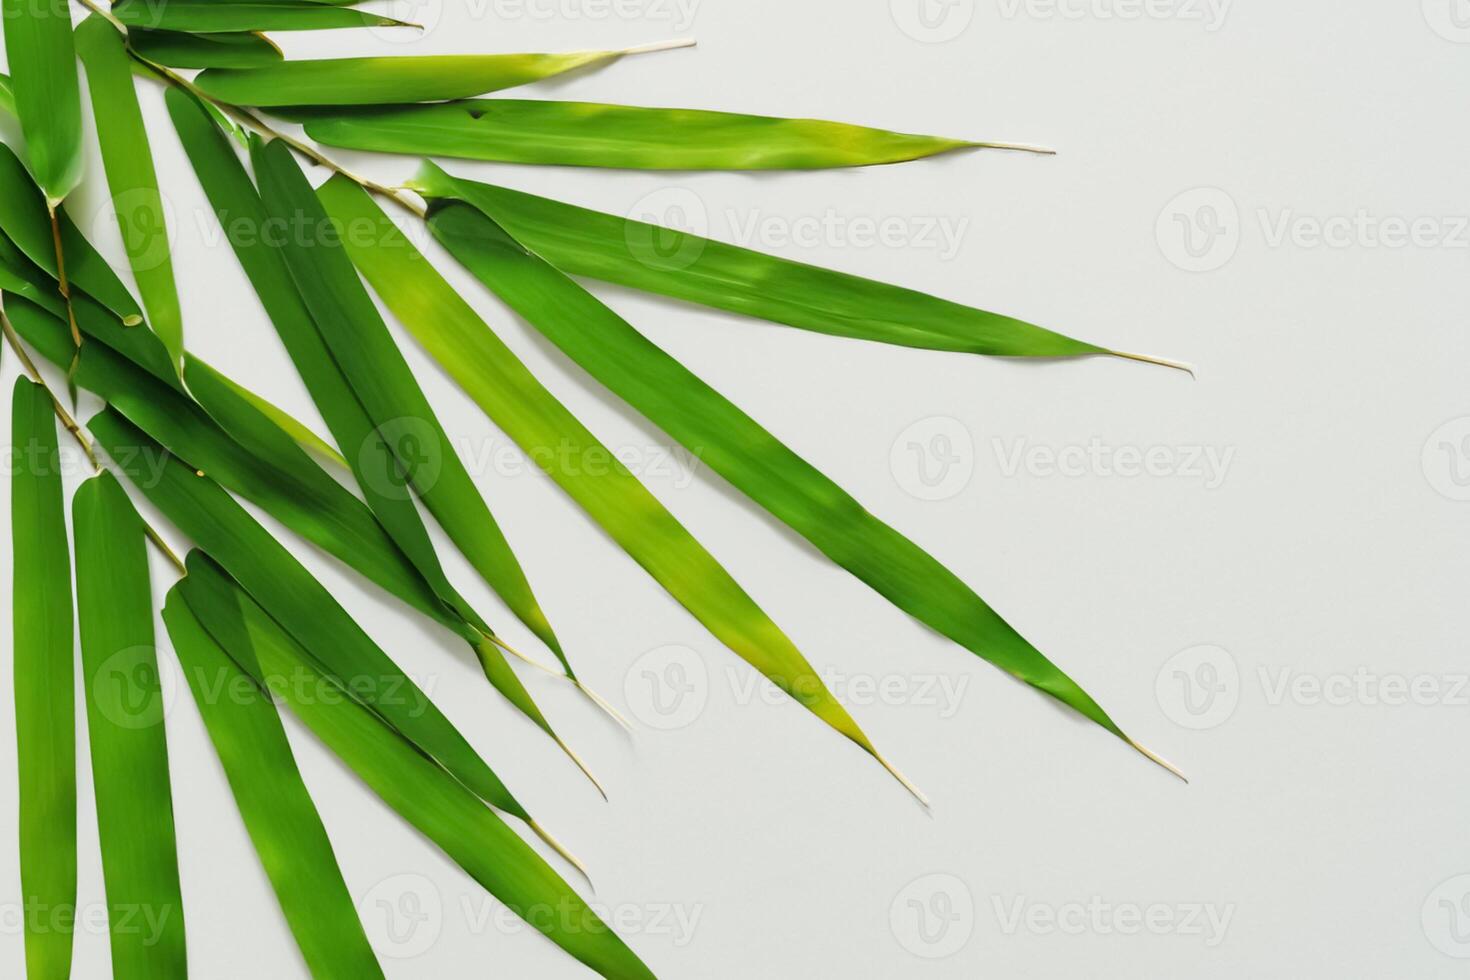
[993,437,1236,489]
[91,646,178,731]
[996,0,1231,31]
[624,645,710,730]
[0,900,178,945]
[1424,875,1470,958]
[90,188,178,274]
[1423,417,1470,501]
[890,874,976,959]
[468,0,700,30]
[890,0,976,42]
[992,895,1235,946]
[890,416,976,502]
[1157,188,1241,273]
[1156,644,1240,730]
[1159,187,1470,272]
[360,874,444,959]
[1423,0,1470,43]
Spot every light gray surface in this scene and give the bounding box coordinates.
[3,1,1468,976]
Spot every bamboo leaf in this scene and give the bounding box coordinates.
[173,555,656,980]
[11,377,77,980]
[0,0,82,203]
[251,137,572,676]
[0,141,147,326]
[201,364,346,467]
[163,90,572,749]
[313,175,913,785]
[429,200,1159,768]
[300,99,1014,170]
[193,43,683,107]
[112,0,412,34]
[162,594,385,980]
[72,472,188,977]
[128,28,284,70]
[87,406,536,820]
[0,71,15,117]
[76,15,185,370]
[410,164,1112,360]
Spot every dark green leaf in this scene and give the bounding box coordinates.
[72,471,188,977]
[0,0,82,203]
[11,377,77,980]
[112,0,412,34]
[128,28,284,70]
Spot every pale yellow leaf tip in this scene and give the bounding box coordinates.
[1107,349,1197,379]
[1128,738,1189,783]
[621,38,698,56]
[529,820,596,893]
[875,752,931,810]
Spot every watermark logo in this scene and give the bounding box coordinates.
[1156,644,1239,730]
[1423,0,1470,42]
[993,437,1235,488]
[624,645,708,730]
[891,0,975,42]
[626,187,708,271]
[91,646,177,730]
[890,416,975,501]
[1424,875,1470,957]
[1423,417,1470,501]
[358,417,443,501]
[890,874,975,959]
[1157,187,1240,272]
[369,0,441,41]
[91,188,176,274]
[360,874,443,959]
[996,0,1230,30]
[993,896,1234,945]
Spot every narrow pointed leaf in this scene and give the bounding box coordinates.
[195,48,654,107]
[0,142,147,325]
[76,15,185,369]
[87,407,531,820]
[0,71,15,117]
[411,165,1106,359]
[164,90,560,739]
[253,137,569,674]
[72,472,187,977]
[162,596,384,980]
[11,377,77,980]
[128,29,284,69]
[429,201,1136,750]
[301,99,992,170]
[314,178,893,770]
[202,365,345,466]
[112,0,411,34]
[174,557,656,980]
[0,0,82,202]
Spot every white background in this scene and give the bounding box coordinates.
[3,0,1470,976]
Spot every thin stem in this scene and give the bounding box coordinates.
[46,206,85,385]
[1,308,188,576]
[1106,348,1197,378]
[969,140,1057,155]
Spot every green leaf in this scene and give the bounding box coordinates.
[201,364,345,467]
[411,164,1110,360]
[0,141,147,326]
[112,0,412,34]
[194,44,679,107]
[162,594,385,980]
[300,99,1010,170]
[163,91,572,752]
[252,137,572,676]
[87,407,535,821]
[71,472,188,978]
[173,554,656,980]
[0,71,15,117]
[430,200,1157,767]
[76,15,185,370]
[128,28,285,70]
[0,0,82,203]
[11,377,77,980]
[313,177,913,787]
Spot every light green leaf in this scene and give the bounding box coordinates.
[411,164,1113,360]
[0,0,82,203]
[162,595,385,980]
[112,0,412,34]
[201,364,346,467]
[72,471,188,978]
[11,377,77,980]
[0,71,15,117]
[87,407,535,820]
[76,15,185,370]
[128,28,285,70]
[252,137,572,677]
[430,200,1160,769]
[174,555,656,980]
[194,43,681,107]
[314,176,912,786]
[300,99,1016,170]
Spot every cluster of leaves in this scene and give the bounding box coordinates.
[1,1,1185,977]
